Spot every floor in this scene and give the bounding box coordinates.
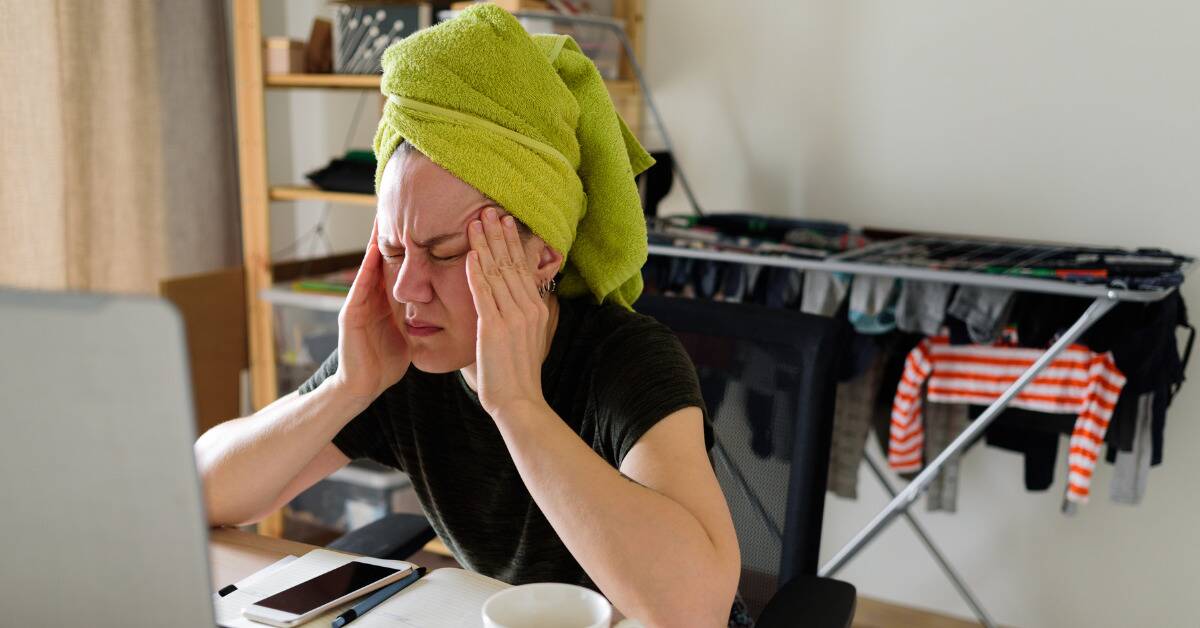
[853,597,983,628]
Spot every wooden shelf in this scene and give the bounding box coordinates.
[264,73,382,89]
[269,185,375,206]
[260,285,345,312]
[265,73,637,93]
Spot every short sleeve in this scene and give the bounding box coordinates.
[590,317,713,467]
[297,351,397,467]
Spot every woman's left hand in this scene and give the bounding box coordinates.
[465,206,551,420]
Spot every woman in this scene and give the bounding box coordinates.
[197,5,742,626]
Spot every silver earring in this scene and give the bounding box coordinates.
[538,277,558,298]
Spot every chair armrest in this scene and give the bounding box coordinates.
[326,513,436,561]
[755,573,856,628]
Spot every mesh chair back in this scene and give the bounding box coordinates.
[635,295,841,618]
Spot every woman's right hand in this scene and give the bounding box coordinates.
[331,218,410,404]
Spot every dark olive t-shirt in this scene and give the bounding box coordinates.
[297,296,711,589]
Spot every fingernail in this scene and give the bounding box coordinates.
[503,216,515,228]
[484,207,495,220]
[472,220,482,232]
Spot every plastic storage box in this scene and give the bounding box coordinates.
[436,8,623,80]
[269,298,339,393]
[287,458,422,535]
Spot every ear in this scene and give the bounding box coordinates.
[533,241,564,282]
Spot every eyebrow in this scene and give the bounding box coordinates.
[378,200,497,250]
[379,200,498,250]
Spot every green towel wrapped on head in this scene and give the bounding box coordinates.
[373,3,654,310]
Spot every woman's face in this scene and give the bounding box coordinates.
[375,148,555,374]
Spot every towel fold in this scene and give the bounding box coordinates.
[373,4,654,309]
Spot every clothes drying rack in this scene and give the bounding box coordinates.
[646,234,1192,627]
[502,13,1192,624]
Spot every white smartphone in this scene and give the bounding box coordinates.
[242,557,413,627]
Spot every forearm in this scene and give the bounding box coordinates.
[193,379,367,525]
[493,401,733,628]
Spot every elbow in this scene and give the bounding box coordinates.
[202,490,269,529]
[199,470,275,528]
[628,558,740,628]
[636,593,735,628]
[195,454,260,528]
[194,424,257,527]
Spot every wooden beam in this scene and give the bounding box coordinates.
[231,0,283,539]
[231,0,276,414]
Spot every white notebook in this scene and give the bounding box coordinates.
[347,568,510,628]
[214,549,508,628]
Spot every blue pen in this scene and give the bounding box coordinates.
[332,566,427,627]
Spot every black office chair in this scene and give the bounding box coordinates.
[635,294,856,628]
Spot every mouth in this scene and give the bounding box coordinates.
[405,320,443,337]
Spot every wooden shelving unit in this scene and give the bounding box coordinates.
[230,0,647,538]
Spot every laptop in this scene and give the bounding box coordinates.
[0,288,217,627]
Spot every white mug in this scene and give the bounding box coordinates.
[482,582,613,628]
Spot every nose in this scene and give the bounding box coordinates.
[392,254,433,304]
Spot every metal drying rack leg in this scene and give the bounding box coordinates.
[862,450,998,628]
[819,294,1120,619]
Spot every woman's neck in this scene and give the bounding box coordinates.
[459,293,560,393]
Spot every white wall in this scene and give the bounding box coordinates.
[645,2,1200,627]
[260,2,1200,625]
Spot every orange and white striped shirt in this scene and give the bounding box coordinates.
[890,336,1126,505]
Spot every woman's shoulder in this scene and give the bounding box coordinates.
[561,296,673,343]
[558,296,689,371]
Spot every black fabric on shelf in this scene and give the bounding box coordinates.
[304,158,375,194]
[636,150,674,218]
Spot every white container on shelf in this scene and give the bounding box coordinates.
[264,37,306,74]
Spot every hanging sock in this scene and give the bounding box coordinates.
[848,275,899,334]
[946,286,1016,344]
[895,280,955,336]
[800,270,850,318]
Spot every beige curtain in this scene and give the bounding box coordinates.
[0,0,240,293]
